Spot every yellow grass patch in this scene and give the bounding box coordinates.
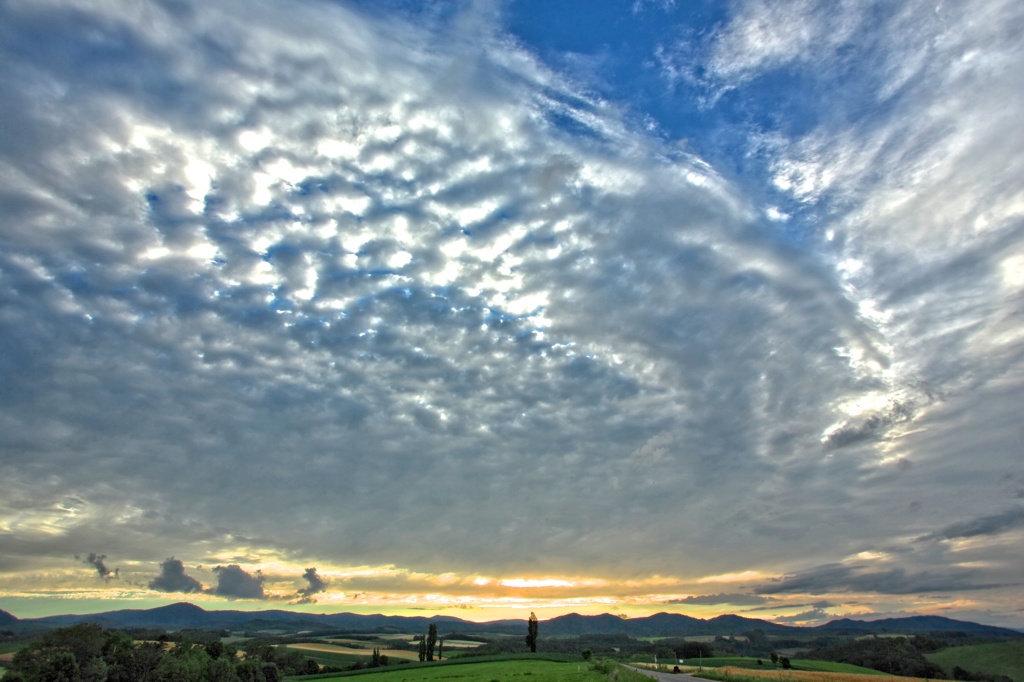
[705,666,937,682]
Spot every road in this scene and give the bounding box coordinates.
[626,665,708,682]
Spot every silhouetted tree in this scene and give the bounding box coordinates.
[525,612,539,653]
[426,623,437,661]
[418,639,426,662]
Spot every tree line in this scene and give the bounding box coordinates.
[3,622,325,682]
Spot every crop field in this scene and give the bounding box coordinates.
[925,639,1024,682]
[303,658,609,682]
[318,635,481,650]
[690,665,940,682]
[287,643,421,661]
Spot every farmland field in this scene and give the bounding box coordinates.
[925,639,1024,682]
[690,665,938,682]
[284,643,419,659]
[305,658,607,681]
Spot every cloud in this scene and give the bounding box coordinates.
[756,564,1000,596]
[668,593,772,606]
[745,599,833,613]
[295,567,328,603]
[77,553,118,580]
[632,0,676,14]
[821,399,915,450]
[771,607,833,626]
[210,565,266,600]
[149,557,204,593]
[916,507,1024,543]
[0,0,1021,626]
[0,0,882,582]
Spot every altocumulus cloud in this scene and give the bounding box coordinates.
[0,0,1021,624]
[0,0,868,579]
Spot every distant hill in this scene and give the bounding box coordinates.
[815,616,1021,637]
[11,603,1021,639]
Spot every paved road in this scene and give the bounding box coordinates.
[625,665,707,682]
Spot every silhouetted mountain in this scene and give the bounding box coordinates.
[13,603,1021,638]
[546,613,631,635]
[27,603,484,633]
[814,615,1020,637]
[0,608,18,626]
[626,612,707,636]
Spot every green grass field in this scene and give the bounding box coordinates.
[790,660,889,675]
[298,658,613,682]
[925,639,1024,682]
[674,656,885,675]
[283,644,368,668]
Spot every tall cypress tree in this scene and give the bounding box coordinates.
[426,623,437,661]
[525,612,539,653]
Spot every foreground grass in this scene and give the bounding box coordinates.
[295,658,612,682]
[925,640,1024,682]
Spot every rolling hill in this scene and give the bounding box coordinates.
[3,603,1019,639]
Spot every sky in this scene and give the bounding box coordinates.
[1,0,1022,629]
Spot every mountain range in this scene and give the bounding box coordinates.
[0,603,1019,638]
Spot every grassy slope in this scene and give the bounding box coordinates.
[686,656,886,675]
[925,640,1024,682]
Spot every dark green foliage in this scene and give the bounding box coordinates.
[367,647,389,667]
[744,630,770,651]
[674,641,714,659]
[419,638,427,662]
[952,665,1014,682]
[781,656,792,669]
[6,624,320,682]
[803,635,946,678]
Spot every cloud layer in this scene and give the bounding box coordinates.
[0,0,1021,627]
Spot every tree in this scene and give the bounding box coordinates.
[206,656,240,682]
[418,639,426,662]
[437,637,444,661]
[677,642,712,660]
[205,640,225,661]
[525,612,539,653]
[426,624,437,662]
